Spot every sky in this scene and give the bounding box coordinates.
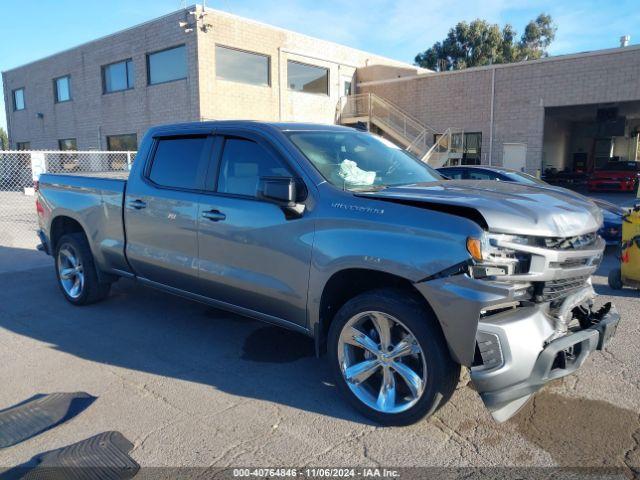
[1,0,639,133]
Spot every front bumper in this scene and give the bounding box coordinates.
[588,179,636,191]
[472,303,620,421]
[416,271,620,422]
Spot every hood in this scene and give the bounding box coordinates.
[356,180,603,238]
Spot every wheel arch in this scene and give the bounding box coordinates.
[313,268,440,356]
[50,215,87,253]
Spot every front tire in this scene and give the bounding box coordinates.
[328,289,459,426]
[55,233,111,305]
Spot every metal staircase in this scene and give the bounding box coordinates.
[335,93,462,168]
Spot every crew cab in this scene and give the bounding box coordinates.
[35,121,620,424]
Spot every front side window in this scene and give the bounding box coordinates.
[216,46,270,86]
[107,133,137,151]
[54,76,71,102]
[286,131,442,191]
[58,138,77,150]
[217,138,289,197]
[148,136,208,190]
[147,45,187,85]
[13,88,25,111]
[287,61,328,95]
[103,59,134,93]
[16,141,30,150]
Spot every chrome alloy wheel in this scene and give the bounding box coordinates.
[57,245,85,299]
[337,311,427,414]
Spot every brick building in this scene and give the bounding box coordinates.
[358,45,640,173]
[3,4,640,175]
[1,5,416,151]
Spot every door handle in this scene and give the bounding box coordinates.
[202,210,226,221]
[128,199,147,210]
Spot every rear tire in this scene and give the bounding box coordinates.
[608,268,623,290]
[54,233,111,305]
[328,289,460,426]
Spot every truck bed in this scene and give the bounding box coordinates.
[38,172,130,275]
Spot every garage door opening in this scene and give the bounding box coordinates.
[542,101,640,177]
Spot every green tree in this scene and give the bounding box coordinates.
[0,127,8,150]
[415,14,556,71]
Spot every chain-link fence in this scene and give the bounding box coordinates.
[0,150,136,250]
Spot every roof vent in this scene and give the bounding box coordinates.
[620,35,631,47]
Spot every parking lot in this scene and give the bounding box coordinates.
[0,193,638,477]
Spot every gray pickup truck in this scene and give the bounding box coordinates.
[35,121,619,425]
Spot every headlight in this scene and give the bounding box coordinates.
[467,234,532,278]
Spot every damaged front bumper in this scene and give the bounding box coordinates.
[416,274,620,422]
[472,301,619,422]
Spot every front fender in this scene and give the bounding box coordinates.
[306,196,483,352]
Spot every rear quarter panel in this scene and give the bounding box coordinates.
[38,174,129,274]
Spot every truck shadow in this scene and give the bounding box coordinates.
[0,250,366,423]
[511,392,640,473]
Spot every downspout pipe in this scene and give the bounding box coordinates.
[488,68,495,166]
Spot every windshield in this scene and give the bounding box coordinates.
[601,162,640,171]
[286,130,442,191]
[502,170,547,185]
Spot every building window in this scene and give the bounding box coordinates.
[287,61,329,95]
[215,45,270,87]
[16,142,30,150]
[13,88,25,111]
[107,133,137,151]
[58,138,77,150]
[148,136,208,190]
[147,45,187,85]
[434,132,482,166]
[54,75,71,102]
[103,59,134,93]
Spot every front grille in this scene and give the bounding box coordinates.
[543,233,597,250]
[535,275,590,302]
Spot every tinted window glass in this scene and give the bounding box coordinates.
[287,61,328,94]
[58,138,77,150]
[16,142,30,150]
[602,162,640,171]
[216,46,269,86]
[13,88,25,110]
[107,134,137,151]
[218,138,289,197]
[104,59,134,92]
[440,169,464,179]
[149,137,207,189]
[55,76,71,102]
[148,45,187,85]
[467,170,496,180]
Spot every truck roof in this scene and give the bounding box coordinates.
[147,120,358,137]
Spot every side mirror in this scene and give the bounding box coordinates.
[257,176,307,218]
[258,176,296,206]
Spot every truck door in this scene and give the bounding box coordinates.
[124,134,213,291]
[196,132,314,328]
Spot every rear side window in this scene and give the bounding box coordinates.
[217,138,289,197]
[149,136,208,190]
